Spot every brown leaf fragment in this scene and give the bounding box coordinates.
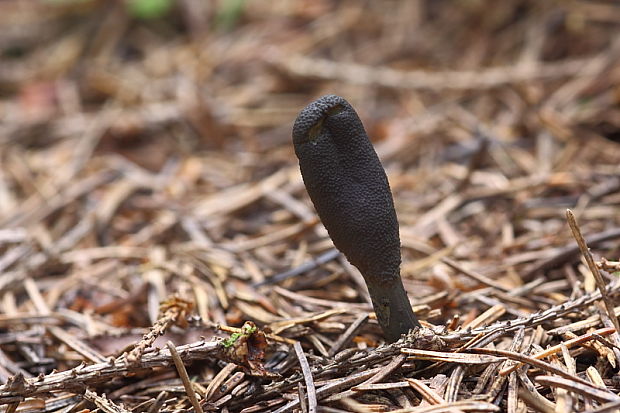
[220,321,276,378]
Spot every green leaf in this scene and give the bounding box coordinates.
[127,0,174,20]
[222,332,242,348]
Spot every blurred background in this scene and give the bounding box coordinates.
[3,0,619,160]
[1,0,620,372]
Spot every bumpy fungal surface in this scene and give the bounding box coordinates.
[292,95,400,283]
[293,95,420,342]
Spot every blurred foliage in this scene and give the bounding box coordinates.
[126,0,174,20]
[43,0,247,28]
[44,0,175,20]
[43,0,90,4]
[215,0,247,31]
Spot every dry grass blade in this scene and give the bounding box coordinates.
[203,363,236,402]
[328,313,369,356]
[548,306,620,335]
[583,399,620,413]
[472,347,615,395]
[390,400,500,412]
[48,326,106,364]
[402,349,504,364]
[279,49,618,91]
[506,371,518,413]
[167,341,204,413]
[566,210,620,333]
[535,376,620,403]
[326,353,408,402]
[518,384,555,413]
[294,341,317,413]
[499,327,615,375]
[272,367,384,413]
[353,381,410,391]
[406,378,446,405]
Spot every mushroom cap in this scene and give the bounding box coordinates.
[292,95,401,282]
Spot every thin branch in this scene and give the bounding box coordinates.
[167,341,204,413]
[293,341,317,413]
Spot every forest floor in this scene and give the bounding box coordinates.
[1,1,620,412]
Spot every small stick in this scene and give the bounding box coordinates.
[167,341,204,413]
[293,342,317,413]
[253,248,340,287]
[147,392,169,413]
[328,313,369,357]
[566,209,620,333]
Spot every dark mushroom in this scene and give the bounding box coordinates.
[292,94,421,342]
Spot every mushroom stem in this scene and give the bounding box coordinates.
[292,94,421,342]
[366,278,419,343]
